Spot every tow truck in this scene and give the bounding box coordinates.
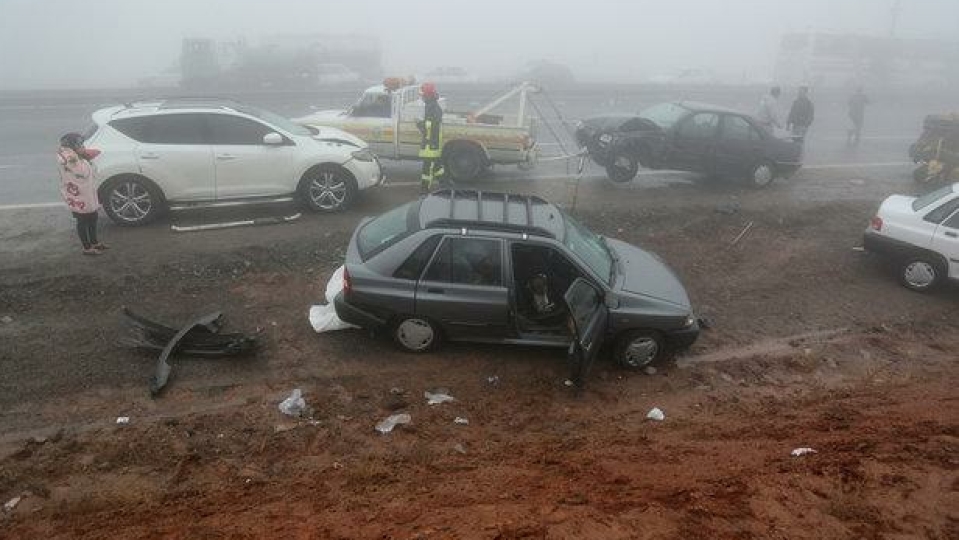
[294,81,541,182]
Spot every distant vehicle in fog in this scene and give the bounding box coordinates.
[316,64,362,86]
[421,66,478,84]
[84,99,383,226]
[647,69,720,86]
[576,102,803,187]
[516,60,575,87]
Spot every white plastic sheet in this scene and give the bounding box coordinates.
[278,389,307,417]
[309,266,358,333]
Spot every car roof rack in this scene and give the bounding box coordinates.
[424,218,556,239]
[422,189,561,239]
[157,97,242,110]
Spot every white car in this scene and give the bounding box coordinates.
[84,99,383,226]
[863,183,959,291]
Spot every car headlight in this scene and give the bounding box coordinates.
[685,314,696,327]
[351,148,375,162]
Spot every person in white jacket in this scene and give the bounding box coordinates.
[756,87,782,130]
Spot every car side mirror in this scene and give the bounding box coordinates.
[263,132,284,145]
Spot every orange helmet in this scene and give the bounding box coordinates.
[420,82,438,99]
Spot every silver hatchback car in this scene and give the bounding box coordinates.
[335,189,699,368]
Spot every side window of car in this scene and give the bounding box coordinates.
[424,237,502,286]
[942,210,959,230]
[722,115,760,142]
[923,197,959,224]
[394,235,442,280]
[206,114,275,145]
[139,114,208,145]
[109,117,151,142]
[678,113,720,140]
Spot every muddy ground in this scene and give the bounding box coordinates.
[0,176,957,539]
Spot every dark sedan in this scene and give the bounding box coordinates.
[576,102,803,187]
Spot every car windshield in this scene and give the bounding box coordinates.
[561,211,613,284]
[639,103,689,129]
[357,202,417,260]
[912,184,955,211]
[235,105,312,137]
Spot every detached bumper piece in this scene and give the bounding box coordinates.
[119,308,257,396]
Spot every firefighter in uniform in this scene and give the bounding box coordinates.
[416,82,445,192]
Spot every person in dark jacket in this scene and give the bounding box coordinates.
[416,82,445,192]
[847,87,869,146]
[786,86,814,143]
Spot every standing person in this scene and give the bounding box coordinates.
[57,132,107,256]
[786,86,815,143]
[756,86,783,131]
[847,87,870,146]
[416,82,445,192]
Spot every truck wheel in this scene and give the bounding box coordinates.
[605,152,639,183]
[899,255,943,292]
[912,163,930,183]
[298,165,357,213]
[444,144,485,182]
[101,175,166,226]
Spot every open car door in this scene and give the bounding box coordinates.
[563,278,609,387]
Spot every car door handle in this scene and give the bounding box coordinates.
[945,231,958,238]
[216,154,237,161]
[139,153,159,160]
[427,287,445,294]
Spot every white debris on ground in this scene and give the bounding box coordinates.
[791,447,818,457]
[454,417,469,425]
[308,265,357,333]
[375,413,411,434]
[115,416,130,425]
[4,496,21,512]
[424,390,456,405]
[278,389,307,417]
[646,407,666,421]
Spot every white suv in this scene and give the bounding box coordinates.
[84,99,383,225]
[864,183,959,291]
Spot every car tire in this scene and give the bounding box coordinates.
[444,143,486,183]
[605,151,639,183]
[614,329,666,369]
[749,161,776,188]
[899,255,943,292]
[100,175,165,226]
[298,165,357,213]
[392,316,441,353]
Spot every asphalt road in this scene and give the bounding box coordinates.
[0,83,946,207]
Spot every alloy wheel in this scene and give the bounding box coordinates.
[109,180,153,223]
[308,171,347,210]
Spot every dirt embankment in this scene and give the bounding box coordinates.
[1,199,957,538]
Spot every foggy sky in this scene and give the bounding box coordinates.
[1,0,957,89]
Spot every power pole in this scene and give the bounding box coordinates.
[888,0,902,38]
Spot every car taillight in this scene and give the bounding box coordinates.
[870,216,883,231]
[342,266,352,295]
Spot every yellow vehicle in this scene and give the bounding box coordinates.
[294,82,539,182]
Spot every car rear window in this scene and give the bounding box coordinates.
[357,201,419,260]
[109,117,150,141]
[912,184,954,211]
